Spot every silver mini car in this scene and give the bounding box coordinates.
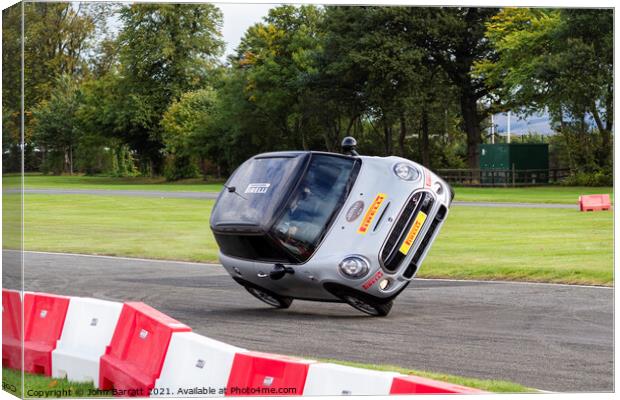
[210,138,453,316]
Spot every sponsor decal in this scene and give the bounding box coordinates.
[363,270,384,290]
[424,168,432,188]
[346,200,365,222]
[399,211,428,255]
[357,193,387,234]
[245,183,271,194]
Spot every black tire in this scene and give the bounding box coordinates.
[244,286,293,309]
[341,294,393,317]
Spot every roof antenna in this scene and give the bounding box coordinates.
[223,184,247,200]
[341,136,359,156]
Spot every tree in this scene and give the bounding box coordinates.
[114,3,224,174]
[32,75,82,174]
[477,8,613,167]
[230,5,326,151]
[161,88,219,180]
[408,7,499,169]
[3,3,107,171]
[319,6,463,166]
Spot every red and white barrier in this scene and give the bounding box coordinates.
[304,363,397,396]
[17,292,70,375]
[99,302,191,396]
[154,332,246,397]
[2,289,22,370]
[579,194,611,212]
[226,352,315,397]
[52,297,123,387]
[390,374,487,394]
[2,291,488,397]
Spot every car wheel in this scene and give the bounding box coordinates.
[245,286,293,309]
[342,295,393,317]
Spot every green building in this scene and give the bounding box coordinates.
[479,143,549,185]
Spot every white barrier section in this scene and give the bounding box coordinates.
[154,332,246,397]
[303,363,398,396]
[51,297,122,387]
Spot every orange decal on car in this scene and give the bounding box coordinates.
[357,193,387,234]
[399,211,427,255]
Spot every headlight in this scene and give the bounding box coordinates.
[338,256,370,278]
[393,163,420,181]
[432,181,443,195]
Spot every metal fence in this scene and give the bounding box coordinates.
[436,168,571,187]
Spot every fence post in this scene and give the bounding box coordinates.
[512,164,516,187]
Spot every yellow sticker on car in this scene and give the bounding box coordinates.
[399,212,427,255]
[357,193,387,234]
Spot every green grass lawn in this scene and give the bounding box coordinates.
[22,195,218,262]
[4,173,613,205]
[2,368,105,398]
[323,359,532,393]
[455,185,613,204]
[421,206,613,285]
[14,194,613,285]
[5,173,224,192]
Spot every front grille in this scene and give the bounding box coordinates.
[380,192,434,271]
[404,205,447,278]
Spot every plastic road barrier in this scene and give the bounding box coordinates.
[154,332,247,397]
[2,291,486,397]
[579,194,611,212]
[98,302,191,396]
[2,289,22,370]
[304,362,397,396]
[19,292,71,375]
[226,352,315,397]
[52,297,123,387]
[390,375,487,394]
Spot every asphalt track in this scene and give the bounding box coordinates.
[2,250,612,392]
[16,188,578,209]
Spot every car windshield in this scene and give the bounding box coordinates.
[211,154,307,229]
[271,154,360,262]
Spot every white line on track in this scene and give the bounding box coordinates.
[6,249,220,267]
[415,277,613,290]
[5,249,612,290]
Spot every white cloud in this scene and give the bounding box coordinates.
[217,2,275,60]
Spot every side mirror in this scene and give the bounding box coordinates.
[341,136,359,156]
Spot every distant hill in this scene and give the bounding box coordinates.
[492,111,554,136]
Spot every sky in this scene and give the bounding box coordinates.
[218,3,274,59]
[493,112,553,136]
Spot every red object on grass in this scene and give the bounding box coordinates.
[390,375,486,394]
[2,289,22,370]
[579,194,611,212]
[98,302,191,397]
[226,352,314,396]
[3,292,70,375]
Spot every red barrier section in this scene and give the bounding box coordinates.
[99,302,191,397]
[579,194,611,212]
[2,289,22,370]
[8,293,71,375]
[226,351,314,397]
[390,375,486,394]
